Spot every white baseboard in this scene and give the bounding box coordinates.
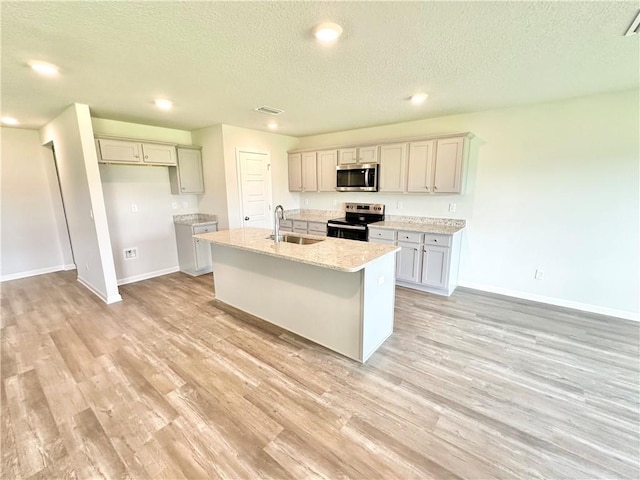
[457,281,639,322]
[117,266,180,286]
[77,276,122,304]
[1,264,68,282]
[64,263,77,271]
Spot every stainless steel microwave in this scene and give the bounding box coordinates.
[336,163,379,192]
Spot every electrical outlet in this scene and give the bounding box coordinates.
[333,199,337,206]
[397,201,403,210]
[131,203,138,213]
[449,203,457,213]
[172,202,178,210]
[124,248,138,260]
[535,269,544,280]
[182,201,189,209]
[305,199,309,205]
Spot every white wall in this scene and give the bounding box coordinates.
[191,125,230,228]
[0,127,74,280]
[192,124,300,230]
[296,90,640,319]
[39,104,121,303]
[220,125,299,229]
[92,118,199,284]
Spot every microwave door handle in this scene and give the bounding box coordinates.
[364,169,369,188]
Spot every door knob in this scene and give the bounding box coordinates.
[244,216,249,221]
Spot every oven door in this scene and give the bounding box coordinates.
[327,223,368,241]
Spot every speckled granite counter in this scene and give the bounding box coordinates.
[194,227,398,272]
[284,210,341,223]
[173,213,218,226]
[371,216,465,235]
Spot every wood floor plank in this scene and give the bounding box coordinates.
[1,270,638,479]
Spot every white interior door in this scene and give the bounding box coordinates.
[238,150,272,228]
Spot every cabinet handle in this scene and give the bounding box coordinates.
[145,155,149,159]
[244,216,250,221]
[134,155,139,158]
[434,186,438,190]
[426,186,430,190]
[434,239,438,243]
[181,187,185,190]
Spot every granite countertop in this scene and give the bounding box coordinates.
[173,213,218,226]
[194,227,399,273]
[370,216,466,235]
[284,210,342,223]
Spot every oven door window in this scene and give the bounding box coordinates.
[327,225,367,241]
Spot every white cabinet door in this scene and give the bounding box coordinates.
[194,238,212,271]
[358,145,379,164]
[396,240,421,283]
[338,148,357,165]
[421,245,449,287]
[141,143,177,165]
[301,152,318,192]
[434,137,464,193]
[172,148,204,194]
[379,143,408,192]
[97,139,142,163]
[407,140,435,193]
[317,150,338,192]
[288,153,302,192]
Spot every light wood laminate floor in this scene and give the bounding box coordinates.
[1,271,638,479]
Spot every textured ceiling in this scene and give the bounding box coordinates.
[1,1,639,137]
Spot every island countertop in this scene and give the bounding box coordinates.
[194,227,399,273]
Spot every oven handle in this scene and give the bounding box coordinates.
[327,223,366,231]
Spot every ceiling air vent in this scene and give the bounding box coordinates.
[254,105,284,115]
[624,10,640,36]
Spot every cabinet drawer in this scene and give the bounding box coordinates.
[293,221,308,230]
[397,230,422,243]
[293,228,308,234]
[307,221,327,233]
[423,233,451,247]
[279,226,293,232]
[280,219,293,228]
[193,224,217,235]
[368,228,395,241]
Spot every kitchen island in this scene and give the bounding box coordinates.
[194,228,400,362]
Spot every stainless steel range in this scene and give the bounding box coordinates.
[327,203,385,241]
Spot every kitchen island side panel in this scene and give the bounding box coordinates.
[211,244,364,361]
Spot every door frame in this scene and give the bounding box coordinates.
[235,148,273,228]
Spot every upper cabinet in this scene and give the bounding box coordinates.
[338,145,379,165]
[288,132,472,195]
[433,137,464,193]
[379,143,408,193]
[96,138,177,166]
[301,152,318,192]
[317,150,338,192]
[288,153,302,192]
[170,147,204,195]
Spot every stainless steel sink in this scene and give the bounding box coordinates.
[267,234,324,245]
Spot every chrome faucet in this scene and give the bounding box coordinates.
[274,205,285,243]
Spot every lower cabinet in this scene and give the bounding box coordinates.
[280,219,327,236]
[175,222,218,276]
[368,226,462,296]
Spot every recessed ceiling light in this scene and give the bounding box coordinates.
[268,122,278,130]
[624,10,640,36]
[29,61,59,76]
[410,93,429,105]
[1,117,19,125]
[154,99,173,110]
[313,22,343,43]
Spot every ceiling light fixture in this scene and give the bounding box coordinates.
[624,10,640,36]
[268,122,278,130]
[313,22,343,43]
[410,93,428,105]
[154,99,173,110]
[1,117,19,125]
[29,61,59,76]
